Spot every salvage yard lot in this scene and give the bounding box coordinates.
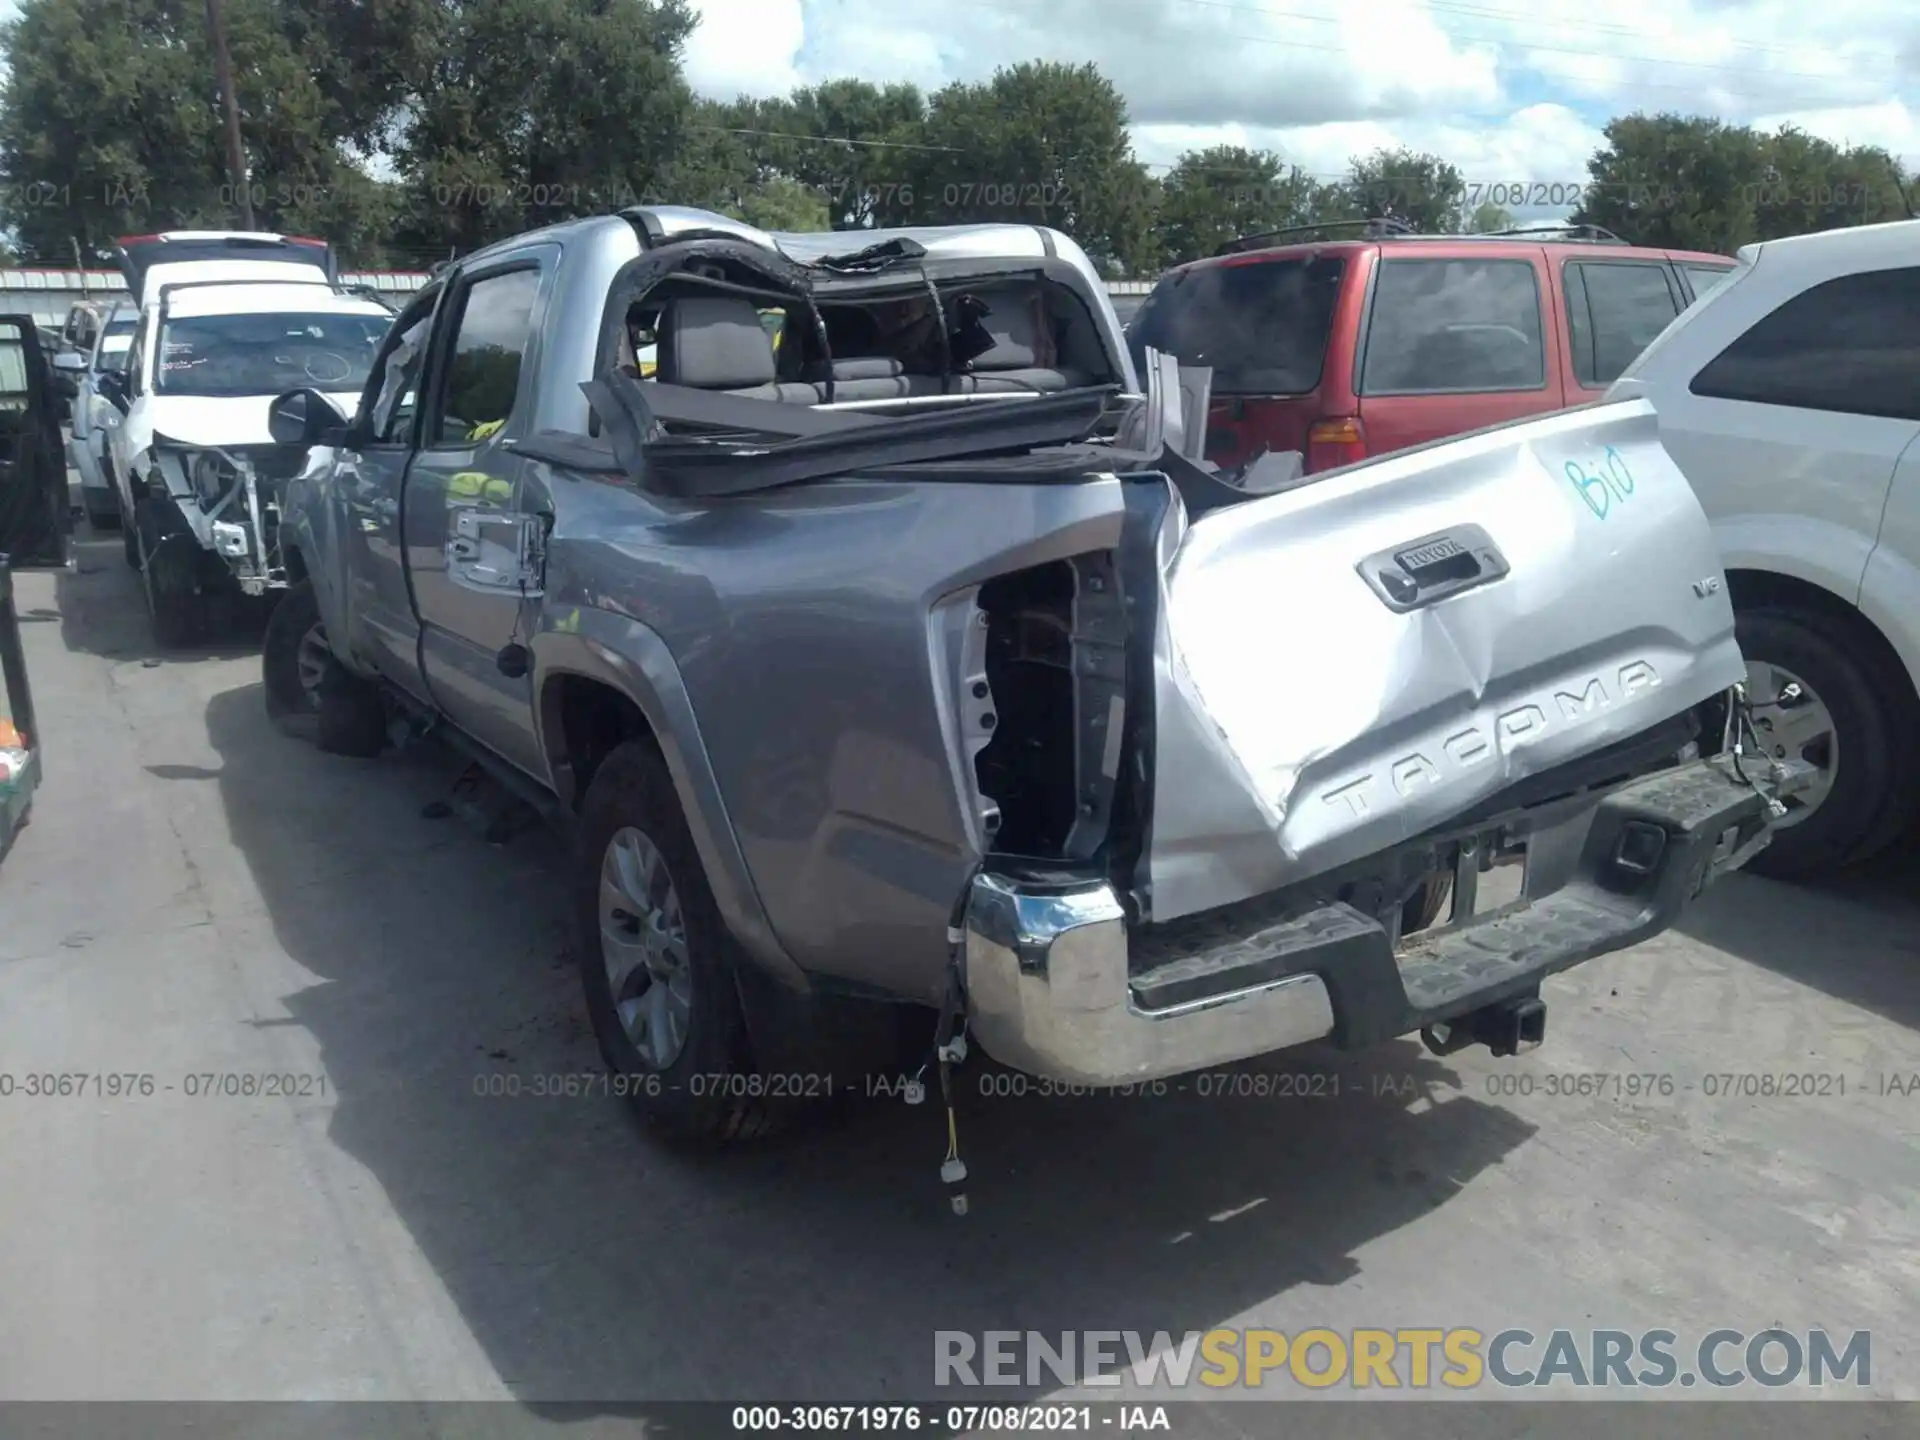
[1,526,1918,1412]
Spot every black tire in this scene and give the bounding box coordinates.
[134,500,200,648]
[1736,606,1918,878]
[263,579,386,756]
[83,491,120,532]
[112,472,141,568]
[574,739,778,1145]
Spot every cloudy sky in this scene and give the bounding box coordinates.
[683,0,1920,190]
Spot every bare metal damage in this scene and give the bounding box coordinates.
[1139,397,1748,923]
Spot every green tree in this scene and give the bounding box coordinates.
[1576,113,1915,251]
[391,0,700,255]
[1337,147,1468,231]
[736,81,926,229]
[0,0,405,264]
[880,62,1155,273]
[1572,114,1768,250]
[1155,145,1330,265]
[1462,200,1516,233]
[1751,126,1910,241]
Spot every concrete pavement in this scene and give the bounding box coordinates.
[2,521,1917,1420]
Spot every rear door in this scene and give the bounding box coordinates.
[1353,250,1564,456]
[405,253,553,782]
[1559,255,1684,402]
[1654,263,1920,596]
[1128,252,1353,471]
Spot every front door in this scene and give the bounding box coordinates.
[405,257,552,782]
[0,317,68,566]
[334,289,440,698]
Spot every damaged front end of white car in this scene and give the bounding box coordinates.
[958,351,1814,1088]
[148,435,312,597]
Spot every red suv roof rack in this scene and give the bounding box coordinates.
[1215,216,1416,256]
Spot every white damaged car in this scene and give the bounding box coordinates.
[98,232,394,644]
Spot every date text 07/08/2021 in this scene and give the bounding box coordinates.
[728,1404,1160,1433]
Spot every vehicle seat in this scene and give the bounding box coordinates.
[950,289,1094,394]
[802,356,947,402]
[655,296,820,402]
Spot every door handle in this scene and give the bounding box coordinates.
[1358,525,1509,612]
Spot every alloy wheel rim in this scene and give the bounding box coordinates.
[598,825,693,1068]
[1743,659,1838,828]
[295,622,330,709]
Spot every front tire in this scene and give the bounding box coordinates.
[83,490,120,532]
[574,739,777,1145]
[134,499,199,648]
[1735,606,1919,878]
[263,581,387,756]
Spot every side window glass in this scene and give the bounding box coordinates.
[1684,266,1733,305]
[370,308,434,443]
[433,268,540,446]
[1568,261,1680,388]
[1690,266,1920,422]
[127,316,149,395]
[1360,259,1545,394]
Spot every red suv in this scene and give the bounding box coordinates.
[1127,220,1736,476]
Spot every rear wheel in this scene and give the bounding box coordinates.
[1734,606,1919,878]
[574,739,777,1145]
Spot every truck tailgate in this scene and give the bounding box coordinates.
[1144,398,1745,922]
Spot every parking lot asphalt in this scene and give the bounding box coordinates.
[2,517,1917,1421]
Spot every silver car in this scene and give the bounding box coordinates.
[62,303,136,531]
[261,207,1802,1152]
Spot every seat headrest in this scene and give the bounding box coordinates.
[659,296,777,390]
[960,289,1051,371]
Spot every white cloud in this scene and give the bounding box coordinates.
[683,0,806,101]
[682,0,1920,190]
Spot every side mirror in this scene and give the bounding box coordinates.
[52,351,87,374]
[96,370,131,410]
[268,388,351,447]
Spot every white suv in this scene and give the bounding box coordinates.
[1608,218,1920,877]
[98,232,394,644]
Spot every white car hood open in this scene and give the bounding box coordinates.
[1143,397,1747,922]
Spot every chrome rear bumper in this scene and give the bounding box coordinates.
[962,755,1810,1086]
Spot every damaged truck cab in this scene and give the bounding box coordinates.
[265,205,1805,1145]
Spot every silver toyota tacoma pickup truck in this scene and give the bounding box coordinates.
[261,205,1802,1149]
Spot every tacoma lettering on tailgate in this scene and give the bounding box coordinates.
[1318,661,1662,819]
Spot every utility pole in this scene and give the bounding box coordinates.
[204,0,254,229]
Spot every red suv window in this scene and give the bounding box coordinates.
[1128,255,1347,395]
[1358,257,1545,395]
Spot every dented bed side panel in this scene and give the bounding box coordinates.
[1144,398,1745,923]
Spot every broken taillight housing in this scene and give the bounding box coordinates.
[1305,415,1368,473]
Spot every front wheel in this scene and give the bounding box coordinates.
[134,500,199,648]
[263,580,387,756]
[1734,606,1919,878]
[83,490,120,532]
[574,739,778,1145]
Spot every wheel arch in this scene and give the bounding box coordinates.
[1725,567,1920,718]
[534,618,807,994]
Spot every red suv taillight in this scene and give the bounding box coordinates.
[1305,416,1367,473]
